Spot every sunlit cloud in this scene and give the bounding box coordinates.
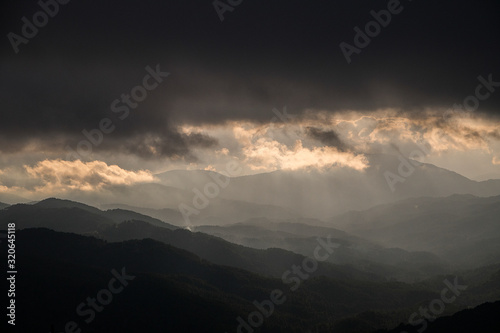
[23,159,156,193]
[176,109,500,179]
[242,139,368,171]
[180,119,369,173]
[300,109,498,155]
[1,109,499,195]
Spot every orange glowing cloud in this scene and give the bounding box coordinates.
[242,139,368,171]
[24,159,156,192]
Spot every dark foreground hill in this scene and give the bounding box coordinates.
[375,300,500,333]
[1,197,178,231]
[100,219,383,282]
[4,228,492,333]
[0,199,383,282]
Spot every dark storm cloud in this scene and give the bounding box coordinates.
[1,0,499,156]
[111,131,218,160]
[306,127,347,151]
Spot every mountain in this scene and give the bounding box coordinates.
[100,203,184,225]
[0,198,178,233]
[375,300,500,333]
[0,199,381,281]
[10,154,499,223]
[62,182,297,226]
[155,154,500,219]
[0,202,9,209]
[0,192,29,205]
[100,219,388,281]
[37,198,179,230]
[100,194,296,226]
[11,228,496,333]
[103,208,177,229]
[330,194,500,268]
[194,218,446,282]
[0,202,115,235]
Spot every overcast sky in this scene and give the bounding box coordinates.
[1,0,499,198]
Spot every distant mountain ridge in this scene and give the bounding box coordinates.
[0,198,382,281]
[0,192,29,205]
[3,154,498,221]
[0,197,178,231]
[194,218,446,282]
[154,154,500,219]
[330,194,500,268]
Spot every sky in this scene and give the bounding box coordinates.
[1,0,500,199]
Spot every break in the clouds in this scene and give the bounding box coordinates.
[176,109,500,176]
[0,110,499,196]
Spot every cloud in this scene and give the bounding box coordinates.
[179,119,369,173]
[306,127,347,151]
[242,139,368,171]
[174,109,500,177]
[106,132,218,160]
[2,0,499,162]
[23,160,156,192]
[1,108,499,197]
[0,61,217,161]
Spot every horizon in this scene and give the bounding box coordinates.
[2,158,500,205]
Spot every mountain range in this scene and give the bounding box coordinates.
[9,154,500,225]
[1,154,500,332]
[6,228,500,333]
[330,194,500,268]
